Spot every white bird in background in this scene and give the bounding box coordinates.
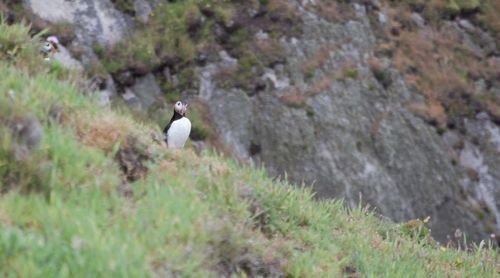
[41,36,59,60]
[163,101,191,148]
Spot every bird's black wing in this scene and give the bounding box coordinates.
[163,112,183,143]
[163,119,174,141]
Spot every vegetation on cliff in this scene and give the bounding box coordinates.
[0,21,499,277]
[384,0,500,127]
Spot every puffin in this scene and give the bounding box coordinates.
[163,101,191,148]
[41,36,59,60]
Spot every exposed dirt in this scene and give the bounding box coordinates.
[212,248,285,278]
[238,186,271,236]
[114,136,151,182]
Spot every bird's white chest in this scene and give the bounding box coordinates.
[167,117,191,148]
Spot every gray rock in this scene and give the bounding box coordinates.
[104,75,118,97]
[458,19,476,32]
[163,67,179,87]
[218,51,238,66]
[26,0,132,48]
[476,28,497,56]
[7,90,15,100]
[199,2,497,243]
[474,79,487,93]
[122,89,142,110]
[448,21,494,58]
[255,30,269,41]
[51,44,83,70]
[377,12,387,26]
[262,69,290,90]
[301,0,317,6]
[97,89,113,107]
[115,70,135,87]
[442,130,462,151]
[353,3,366,18]
[203,86,253,159]
[127,73,163,109]
[410,13,425,28]
[459,116,500,231]
[493,88,500,102]
[372,0,382,9]
[134,0,152,24]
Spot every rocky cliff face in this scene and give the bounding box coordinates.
[24,0,133,63]
[199,2,498,243]
[19,0,499,243]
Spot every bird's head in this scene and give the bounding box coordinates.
[41,36,59,54]
[174,101,188,116]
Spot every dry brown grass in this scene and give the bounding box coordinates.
[157,149,199,177]
[158,158,177,176]
[408,101,447,125]
[73,111,136,152]
[477,1,500,45]
[267,0,300,22]
[367,56,384,71]
[307,1,354,23]
[253,39,285,64]
[254,40,279,55]
[387,1,500,124]
[306,70,338,96]
[301,43,340,76]
[484,57,500,77]
[393,30,459,97]
[394,0,500,45]
[0,2,8,14]
[213,64,247,88]
[484,100,500,120]
[280,66,349,107]
[0,206,11,226]
[214,64,238,79]
[281,60,359,108]
[280,89,307,108]
[301,45,330,75]
[392,29,473,124]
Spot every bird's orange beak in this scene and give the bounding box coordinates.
[181,103,188,116]
[50,43,57,54]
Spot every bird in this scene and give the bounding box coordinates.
[163,101,191,148]
[41,36,59,60]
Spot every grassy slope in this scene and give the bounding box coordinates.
[0,22,499,278]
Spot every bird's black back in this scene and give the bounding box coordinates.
[163,111,184,137]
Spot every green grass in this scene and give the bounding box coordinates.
[96,0,207,73]
[0,19,499,278]
[92,0,301,92]
[373,69,385,82]
[343,68,359,80]
[186,103,213,141]
[398,0,499,36]
[110,0,136,16]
